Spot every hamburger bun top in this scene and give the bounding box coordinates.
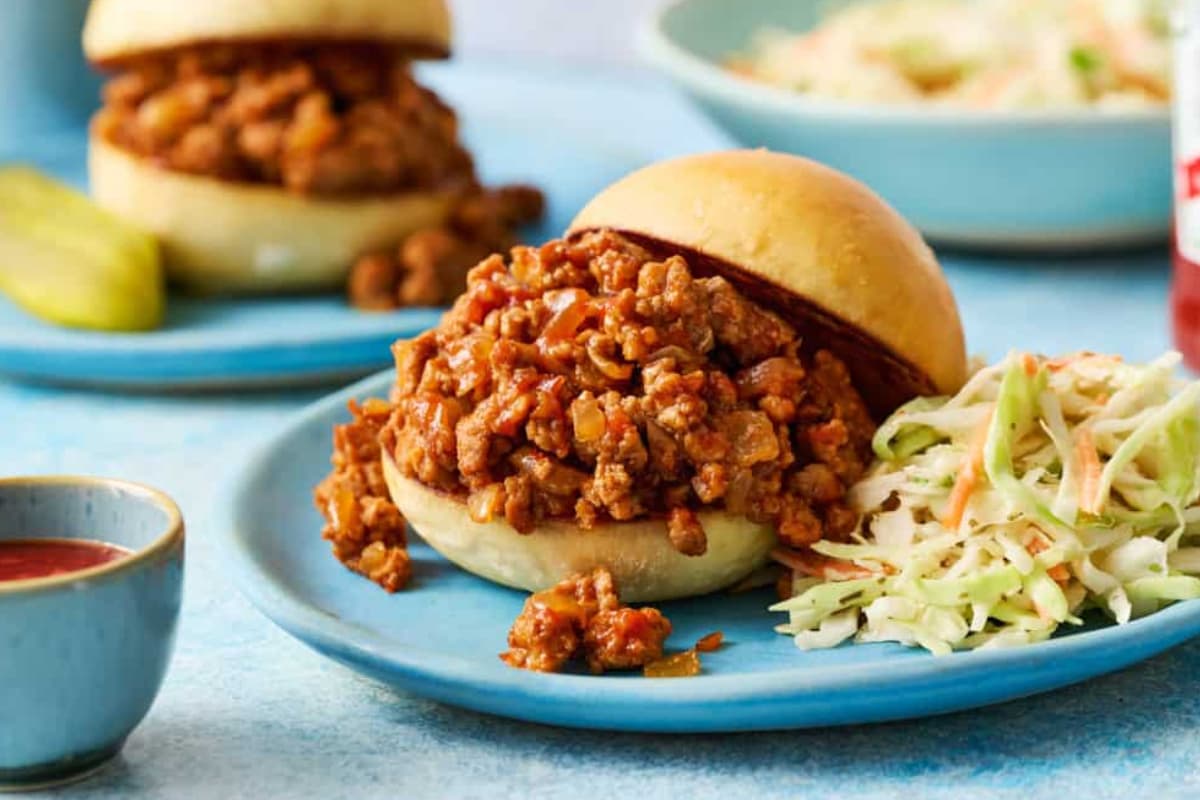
[567,150,968,416]
[84,0,452,65]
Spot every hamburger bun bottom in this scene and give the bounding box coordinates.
[89,137,455,294]
[382,450,776,603]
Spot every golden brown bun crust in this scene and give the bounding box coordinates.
[382,452,775,603]
[89,136,454,294]
[568,150,968,414]
[84,0,452,64]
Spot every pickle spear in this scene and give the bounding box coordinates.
[0,166,164,331]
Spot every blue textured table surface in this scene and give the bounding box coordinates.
[3,66,1198,799]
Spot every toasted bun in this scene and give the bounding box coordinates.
[568,150,967,415]
[382,452,775,602]
[83,0,452,65]
[89,137,454,293]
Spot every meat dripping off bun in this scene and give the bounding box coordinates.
[387,150,968,602]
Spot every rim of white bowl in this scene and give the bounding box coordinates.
[639,0,1170,128]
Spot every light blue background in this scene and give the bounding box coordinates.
[0,60,1195,798]
[0,0,99,141]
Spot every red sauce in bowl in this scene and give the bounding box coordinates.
[0,538,131,582]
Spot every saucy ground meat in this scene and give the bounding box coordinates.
[383,230,876,555]
[346,184,546,309]
[642,649,702,678]
[313,399,410,592]
[93,42,474,196]
[501,567,672,673]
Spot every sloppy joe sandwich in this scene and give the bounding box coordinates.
[319,150,967,603]
[83,0,489,293]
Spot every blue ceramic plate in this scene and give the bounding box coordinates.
[220,371,1200,732]
[0,60,731,390]
[640,0,1171,249]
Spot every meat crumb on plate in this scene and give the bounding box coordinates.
[501,567,673,674]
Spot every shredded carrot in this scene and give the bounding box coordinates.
[967,67,1021,107]
[1026,537,1069,583]
[1076,428,1103,515]
[1045,352,1122,372]
[769,548,875,581]
[1021,352,1039,376]
[941,406,996,530]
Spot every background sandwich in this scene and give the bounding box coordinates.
[84,0,505,294]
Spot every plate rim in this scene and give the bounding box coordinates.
[0,303,443,353]
[217,371,1200,731]
[0,312,434,389]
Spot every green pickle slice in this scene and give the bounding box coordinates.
[0,166,164,331]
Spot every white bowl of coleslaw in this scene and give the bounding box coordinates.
[640,0,1172,249]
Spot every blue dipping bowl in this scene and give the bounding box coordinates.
[0,477,184,790]
[640,0,1172,249]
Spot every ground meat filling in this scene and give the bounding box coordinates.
[93,42,475,196]
[346,185,546,309]
[384,230,876,555]
[501,568,672,673]
[314,399,410,592]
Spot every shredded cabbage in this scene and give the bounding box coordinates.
[733,0,1171,111]
[773,351,1200,655]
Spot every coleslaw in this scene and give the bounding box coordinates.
[730,0,1171,110]
[772,351,1200,654]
